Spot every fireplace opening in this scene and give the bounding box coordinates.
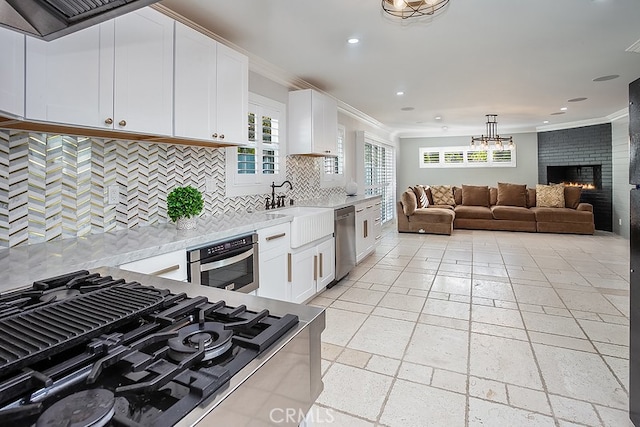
[546,165,602,190]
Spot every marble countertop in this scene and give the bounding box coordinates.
[0,194,381,293]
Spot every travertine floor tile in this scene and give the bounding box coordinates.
[338,287,385,306]
[347,315,414,359]
[533,343,628,409]
[380,380,466,427]
[422,298,470,320]
[377,292,426,313]
[317,363,393,421]
[577,318,629,346]
[521,311,586,338]
[468,398,556,426]
[404,323,469,373]
[549,394,601,426]
[507,384,552,415]
[472,305,524,329]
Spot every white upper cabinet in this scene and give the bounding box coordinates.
[26,23,114,129]
[113,7,174,135]
[214,43,248,144]
[288,89,338,156]
[174,23,248,144]
[0,27,25,118]
[25,7,173,136]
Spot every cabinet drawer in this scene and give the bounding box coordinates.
[258,223,291,253]
[119,249,187,281]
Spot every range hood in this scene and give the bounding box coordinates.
[0,0,162,41]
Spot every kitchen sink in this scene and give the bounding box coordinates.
[276,206,334,248]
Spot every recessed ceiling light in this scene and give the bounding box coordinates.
[401,107,414,111]
[560,107,568,111]
[568,97,587,102]
[543,120,550,124]
[551,112,565,115]
[434,116,442,120]
[347,38,359,44]
[396,91,404,96]
[442,126,448,131]
[593,74,619,82]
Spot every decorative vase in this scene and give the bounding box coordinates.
[345,180,358,196]
[176,217,196,230]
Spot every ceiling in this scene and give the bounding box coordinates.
[159,0,640,138]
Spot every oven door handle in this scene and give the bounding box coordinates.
[199,249,254,272]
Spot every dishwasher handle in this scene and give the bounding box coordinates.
[335,205,355,220]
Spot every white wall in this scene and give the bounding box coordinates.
[612,115,631,238]
[396,132,538,194]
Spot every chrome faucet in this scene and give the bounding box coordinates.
[269,180,293,209]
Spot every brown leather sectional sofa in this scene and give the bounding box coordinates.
[397,183,595,235]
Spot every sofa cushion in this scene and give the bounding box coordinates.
[424,186,435,205]
[413,208,456,224]
[536,184,565,208]
[491,205,536,221]
[412,186,429,208]
[454,205,493,220]
[453,186,462,205]
[401,190,418,215]
[531,207,593,223]
[527,188,536,208]
[497,182,527,207]
[489,187,497,206]
[430,185,455,206]
[430,204,455,210]
[462,185,490,207]
[564,186,582,209]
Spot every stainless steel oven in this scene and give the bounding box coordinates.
[187,233,259,293]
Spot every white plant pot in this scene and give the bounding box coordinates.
[345,180,358,196]
[176,217,196,230]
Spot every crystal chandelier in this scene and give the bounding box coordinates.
[471,114,514,150]
[381,0,450,19]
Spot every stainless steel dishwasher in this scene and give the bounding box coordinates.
[332,205,356,287]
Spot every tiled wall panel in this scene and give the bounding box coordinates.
[0,129,345,248]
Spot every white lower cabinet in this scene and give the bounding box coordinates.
[119,249,187,281]
[257,223,290,301]
[355,198,381,264]
[289,236,335,304]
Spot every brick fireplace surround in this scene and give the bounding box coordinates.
[538,123,612,231]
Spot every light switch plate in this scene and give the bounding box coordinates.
[108,185,120,205]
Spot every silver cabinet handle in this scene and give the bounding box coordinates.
[200,249,253,272]
[266,232,286,241]
[364,219,368,238]
[313,255,318,281]
[150,264,180,276]
[287,253,292,282]
[356,208,364,213]
[220,134,225,139]
[212,133,218,138]
[319,253,323,277]
[118,120,127,127]
[104,118,113,125]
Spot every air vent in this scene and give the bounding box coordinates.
[626,38,640,54]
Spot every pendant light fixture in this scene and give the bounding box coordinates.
[381,0,450,20]
[471,114,514,150]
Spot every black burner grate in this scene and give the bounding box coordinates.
[0,284,166,377]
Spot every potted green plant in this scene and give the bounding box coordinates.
[167,185,204,230]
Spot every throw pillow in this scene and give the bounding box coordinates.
[489,187,498,206]
[462,185,490,207]
[564,186,582,209]
[497,182,528,207]
[527,188,537,208]
[413,185,429,208]
[423,185,435,205]
[536,184,565,208]
[430,185,455,206]
[453,186,463,205]
[401,189,417,215]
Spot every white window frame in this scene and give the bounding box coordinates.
[357,132,396,224]
[320,124,346,188]
[226,93,286,197]
[419,145,516,168]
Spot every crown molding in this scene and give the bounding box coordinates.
[608,107,629,122]
[536,115,615,133]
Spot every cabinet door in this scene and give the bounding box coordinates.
[355,204,368,263]
[215,43,248,144]
[322,94,338,155]
[258,251,289,301]
[316,237,335,291]
[0,27,25,118]
[25,23,114,128]
[290,246,316,304]
[174,22,217,141]
[114,8,173,135]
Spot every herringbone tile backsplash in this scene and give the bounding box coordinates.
[0,129,344,248]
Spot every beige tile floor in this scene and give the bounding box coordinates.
[307,225,631,427]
